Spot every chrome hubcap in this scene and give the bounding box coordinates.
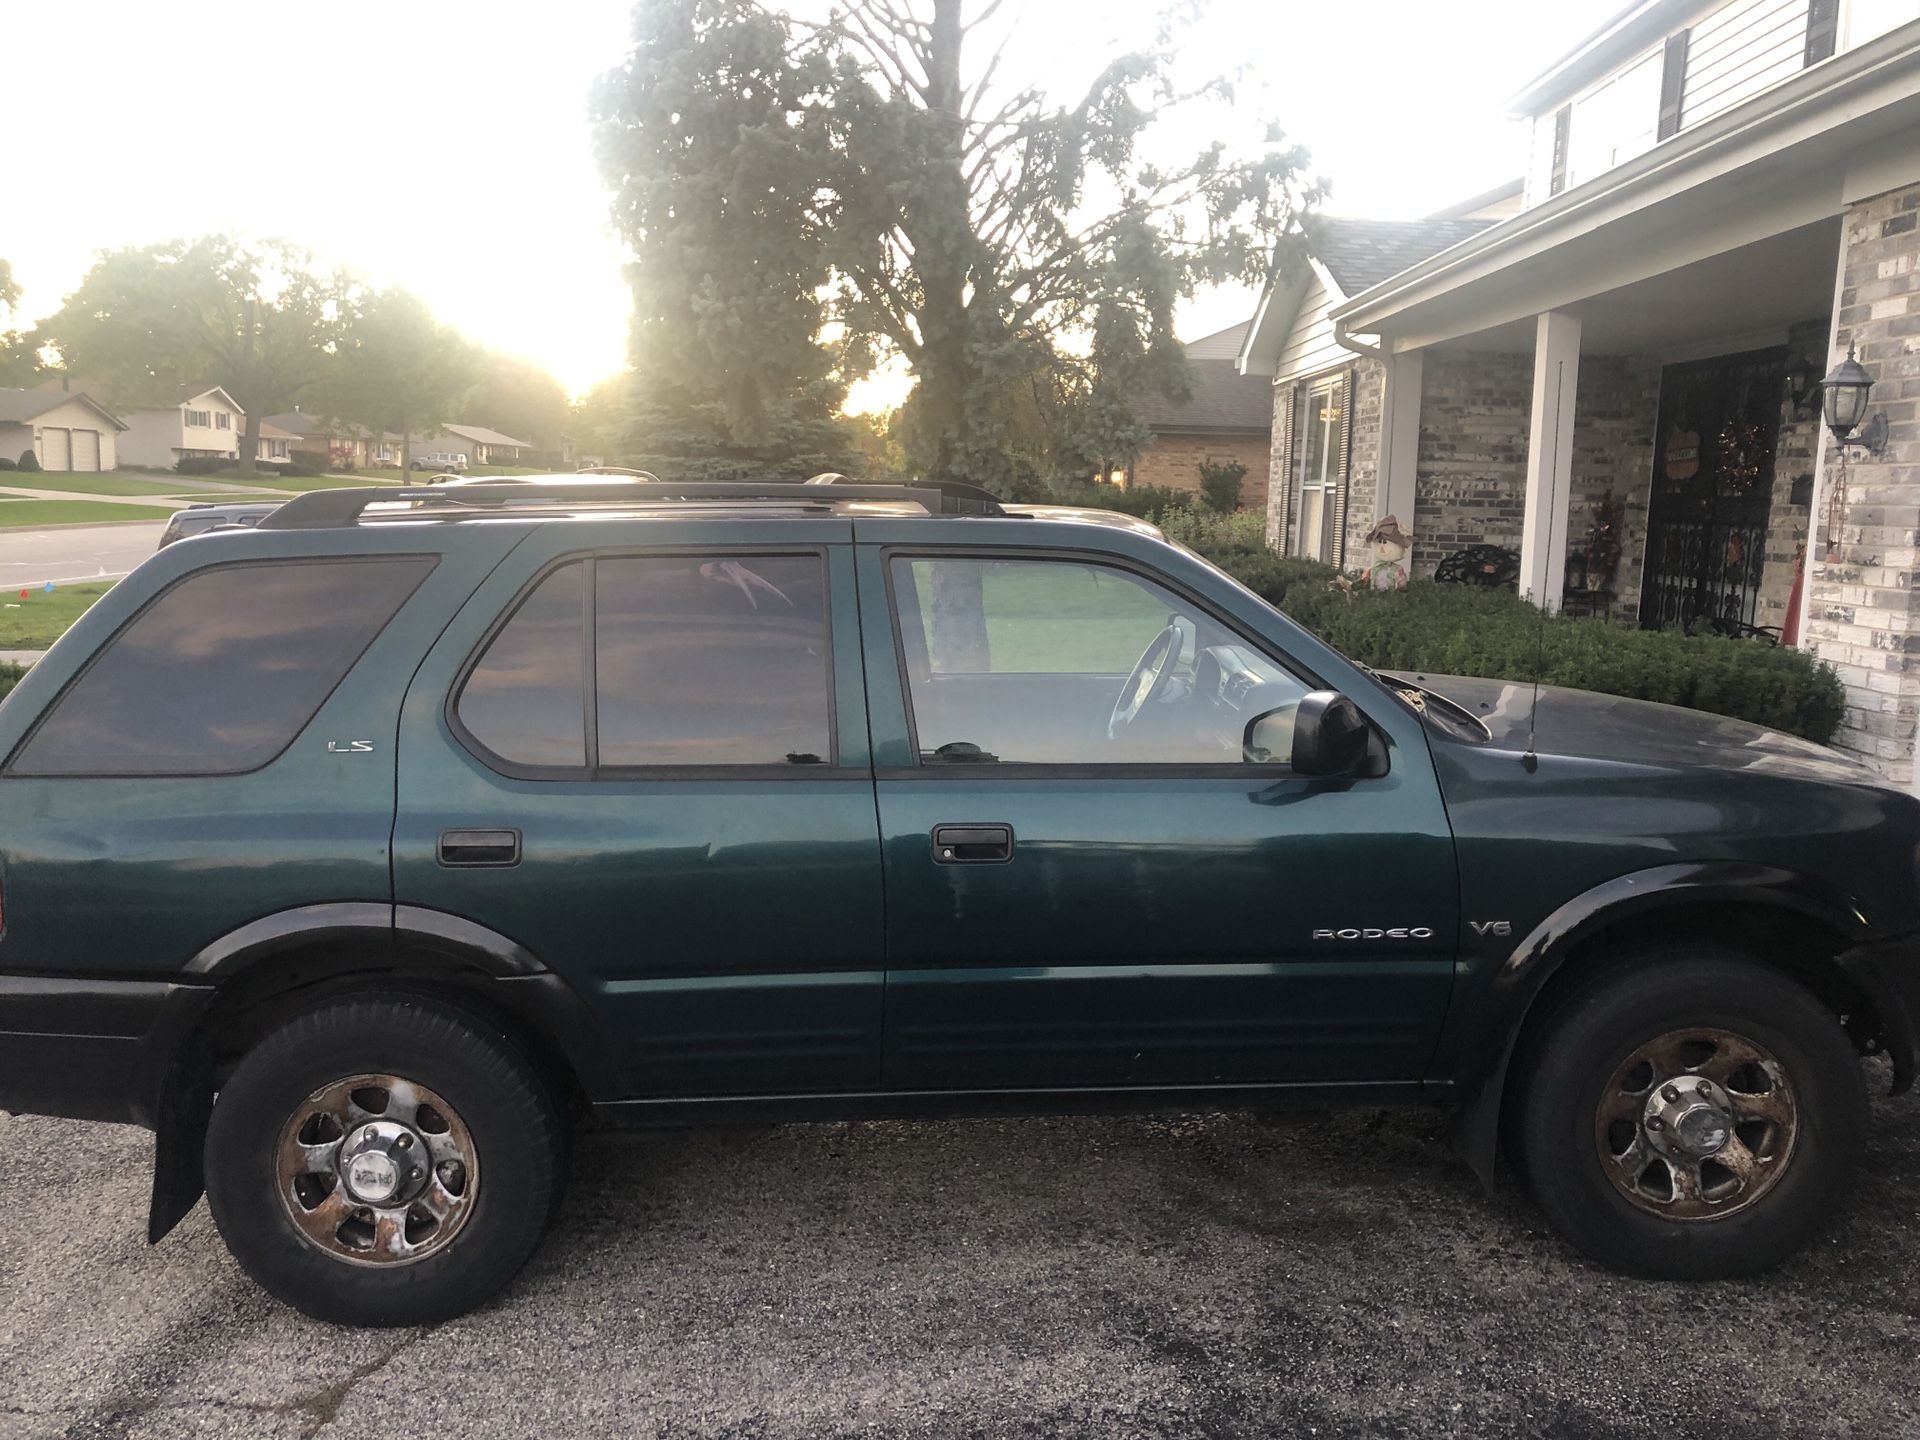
[1594,1027,1799,1221]
[276,1075,478,1266]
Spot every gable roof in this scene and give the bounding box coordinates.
[1312,217,1498,294]
[0,386,128,429]
[1132,332,1273,435]
[442,422,533,447]
[33,376,242,416]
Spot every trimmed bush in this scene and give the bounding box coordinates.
[1043,481,1192,518]
[174,455,239,476]
[0,662,25,704]
[0,456,14,471]
[1197,458,1246,513]
[17,449,40,472]
[1209,553,1846,744]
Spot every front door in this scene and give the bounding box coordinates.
[1638,348,1787,635]
[857,543,1459,1094]
[393,520,885,1098]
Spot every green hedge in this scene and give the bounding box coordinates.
[0,662,23,703]
[1209,553,1846,745]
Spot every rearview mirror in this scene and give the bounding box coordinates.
[1288,690,1372,777]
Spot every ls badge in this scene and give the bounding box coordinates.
[326,739,375,753]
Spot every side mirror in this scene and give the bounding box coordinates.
[1288,690,1372,777]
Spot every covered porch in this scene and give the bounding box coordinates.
[1333,31,1920,777]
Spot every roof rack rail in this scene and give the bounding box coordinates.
[257,477,1006,530]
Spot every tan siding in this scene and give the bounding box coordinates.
[1272,272,1351,385]
[1129,432,1272,512]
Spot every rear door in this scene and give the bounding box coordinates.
[392,519,885,1098]
[856,533,1459,1093]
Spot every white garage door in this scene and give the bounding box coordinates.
[71,429,100,472]
[41,428,70,471]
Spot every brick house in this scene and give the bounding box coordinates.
[1123,323,1273,511]
[1239,2,1920,780]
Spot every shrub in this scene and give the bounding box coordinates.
[17,449,40,472]
[0,456,14,471]
[174,455,238,476]
[1042,481,1191,518]
[1197,459,1246,513]
[1207,553,1847,745]
[0,662,25,704]
[1155,503,1267,557]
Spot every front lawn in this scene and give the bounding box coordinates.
[229,474,406,493]
[0,472,205,497]
[360,465,555,483]
[0,580,114,648]
[0,500,177,526]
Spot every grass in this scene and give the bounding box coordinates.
[0,472,206,497]
[0,500,177,526]
[228,473,406,493]
[911,559,1170,673]
[0,581,114,647]
[361,464,553,483]
[168,491,281,503]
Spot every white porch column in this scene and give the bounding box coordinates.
[1376,350,1424,530]
[1520,311,1581,610]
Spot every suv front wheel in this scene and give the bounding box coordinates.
[1516,945,1867,1279]
[205,992,565,1325]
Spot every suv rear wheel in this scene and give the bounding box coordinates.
[1515,945,1866,1279]
[205,992,565,1325]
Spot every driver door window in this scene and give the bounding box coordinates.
[890,555,1309,766]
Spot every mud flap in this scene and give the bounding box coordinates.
[147,1044,212,1243]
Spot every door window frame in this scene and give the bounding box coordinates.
[876,544,1349,781]
[1290,372,1345,564]
[447,544,855,783]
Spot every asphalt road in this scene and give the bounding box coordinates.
[3,1069,1918,1440]
[0,523,164,590]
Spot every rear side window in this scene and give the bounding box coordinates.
[596,555,831,767]
[455,561,587,768]
[11,557,433,777]
[455,552,833,774]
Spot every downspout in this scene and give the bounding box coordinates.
[1332,317,1385,361]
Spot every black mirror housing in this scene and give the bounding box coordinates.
[1289,690,1372,777]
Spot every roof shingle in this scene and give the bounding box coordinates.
[1312,216,1496,295]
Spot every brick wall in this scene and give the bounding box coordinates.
[1130,431,1271,512]
[1411,351,1533,574]
[1802,182,1920,780]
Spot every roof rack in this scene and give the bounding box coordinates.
[257,477,1006,530]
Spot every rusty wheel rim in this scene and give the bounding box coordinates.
[274,1074,479,1267]
[1593,1027,1798,1221]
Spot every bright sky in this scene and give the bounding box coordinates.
[3,0,1615,402]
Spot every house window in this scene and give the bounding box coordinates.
[215,412,231,430]
[1290,374,1345,563]
[184,409,212,428]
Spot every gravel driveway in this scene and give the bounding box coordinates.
[3,1074,1917,1439]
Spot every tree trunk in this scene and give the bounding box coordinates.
[916,0,974,485]
[237,409,261,475]
[399,429,413,480]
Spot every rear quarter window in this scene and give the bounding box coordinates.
[8,556,434,777]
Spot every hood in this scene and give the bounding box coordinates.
[1381,671,1872,783]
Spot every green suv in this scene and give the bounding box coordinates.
[2,479,1915,1325]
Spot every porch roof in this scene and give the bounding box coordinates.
[1331,21,1920,355]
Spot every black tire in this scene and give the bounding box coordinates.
[1515,945,1866,1280]
[205,992,565,1326]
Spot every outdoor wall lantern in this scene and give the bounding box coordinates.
[1820,343,1876,447]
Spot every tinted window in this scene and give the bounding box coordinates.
[457,562,586,769]
[12,557,433,777]
[891,556,1309,765]
[596,554,831,766]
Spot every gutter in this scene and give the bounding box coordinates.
[1331,319,1383,361]
[1330,24,1920,333]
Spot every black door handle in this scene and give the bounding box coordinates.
[438,828,521,867]
[932,823,1014,864]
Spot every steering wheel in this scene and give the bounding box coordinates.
[1107,624,1182,740]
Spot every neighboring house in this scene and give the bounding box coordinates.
[264,410,386,470]
[0,386,126,471]
[1238,2,1920,781]
[1122,322,1275,512]
[257,419,300,466]
[114,385,246,470]
[412,424,534,467]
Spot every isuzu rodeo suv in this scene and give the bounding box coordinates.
[0,478,1914,1325]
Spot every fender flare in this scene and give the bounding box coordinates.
[150,903,620,1242]
[1449,861,1874,1188]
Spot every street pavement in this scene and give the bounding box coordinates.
[0,522,165,591]
[3,1070,1918,1439]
